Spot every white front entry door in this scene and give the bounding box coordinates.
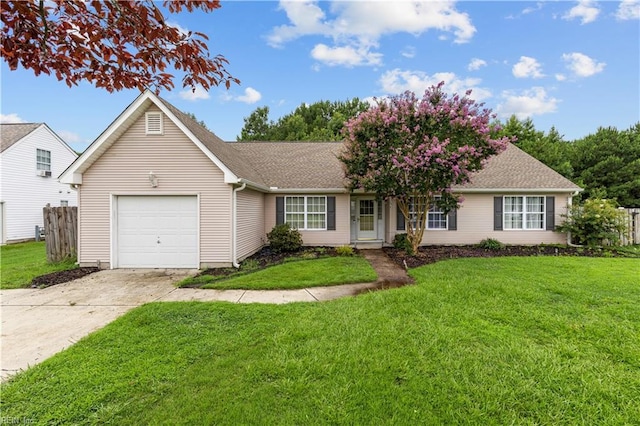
[357,198,377,240]
[116,195,198,268]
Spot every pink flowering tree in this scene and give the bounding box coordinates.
[339,83,512,253]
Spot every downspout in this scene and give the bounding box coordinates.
[232,182,247,268]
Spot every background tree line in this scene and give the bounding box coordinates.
[238,101,640,208]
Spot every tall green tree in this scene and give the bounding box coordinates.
[340,84,511,253]
[237,99,370,141]
[571,124,640,207]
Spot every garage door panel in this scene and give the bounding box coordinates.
[116,196,198,268]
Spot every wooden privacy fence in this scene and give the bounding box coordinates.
[43,205,78,262]
[619,208,640,246]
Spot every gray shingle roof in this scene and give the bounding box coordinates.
[0,123,41,153]
[159,95,580,192]
[229,142,346,189]
[455,143,581,191]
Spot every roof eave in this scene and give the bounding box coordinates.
[267,187,348,194]
[455,187,583,193]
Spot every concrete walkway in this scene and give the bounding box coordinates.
[1,250,410,381]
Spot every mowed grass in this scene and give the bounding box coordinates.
[2,257,639,424]
[196,256,377,289]
[0,241,76,289]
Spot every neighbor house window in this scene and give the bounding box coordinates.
[36,149,51,171]
[504,196,545,230]
[285,196,326,230]
[406,196,447,229]
[60,200,69,207]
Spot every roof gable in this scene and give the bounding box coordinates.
[1,123,42,152]
[59,90,241,185]
[1,123,78,160]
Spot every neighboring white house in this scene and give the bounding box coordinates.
[0,123,78,244]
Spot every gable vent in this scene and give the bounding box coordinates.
[145,111,163,135]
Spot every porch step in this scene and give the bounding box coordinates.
[353,240,383,250]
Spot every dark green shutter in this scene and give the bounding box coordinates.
[276,197,284,225]
[327,196,336,231]
[447,209,457,231]
[494,197,503,231]
[396,204,405,231]
[546,196,555,230]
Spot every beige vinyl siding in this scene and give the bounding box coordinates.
[387,193,571,246]
[78,105,232,267]
[236,189,265,260]
[264,193,351,246]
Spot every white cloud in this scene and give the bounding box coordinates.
[236,87,262,104]
[522,2,544,15]
[179,85,210,101]
[497,87,559,118]
[562,52,606,77]
[378,69,492,101]
[267,1,476,67]
[222,87,262,104]
[468,58,487,71]
[563,0,600,24]
[0,113,25,123]
[401,46,416,59]
[555,73,567,81]
[311,43,382,67]
[512,56,544,79]
[616,0,640,20]
[57,130,82,144]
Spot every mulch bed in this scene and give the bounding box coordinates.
[31,267,100,288]
[383,245,612,269]
[28,245,625,288]
[196,246,340,279]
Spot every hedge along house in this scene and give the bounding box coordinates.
[59,90,581,269]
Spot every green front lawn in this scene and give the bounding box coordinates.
[0,241,76,289]
[2,256,638,424]
[181,256,377,290]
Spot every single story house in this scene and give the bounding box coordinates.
[59,90,581,269]
[1,123,78,244]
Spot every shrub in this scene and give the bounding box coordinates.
[392,233,414,255]
[267,224,303,253]
[478,238,505,250]
[240,258,260,272]
[556,198,628,248]
[335,245,354,257]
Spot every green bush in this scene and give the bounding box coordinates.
[556,198,628,248]
[392,233,414,255]
[478,238,505,250]
[335,245,354,257]
[267,223,303,253]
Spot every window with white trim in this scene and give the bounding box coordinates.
[145,111,163,135]
[406,196,448,229]
[36,149,51,171]
[504,196,545,230]
[285,196,326,230]
[60,200,69,207]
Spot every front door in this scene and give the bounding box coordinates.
[357,198,377,240]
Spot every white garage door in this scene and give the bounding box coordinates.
[116,196,198,268]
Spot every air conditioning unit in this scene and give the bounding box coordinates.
[37,170,52,177]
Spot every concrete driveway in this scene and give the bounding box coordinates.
[1,269,378,381]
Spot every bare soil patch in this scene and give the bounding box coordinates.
[31,267,100,288]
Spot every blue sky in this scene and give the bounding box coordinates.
[1,0,639,152]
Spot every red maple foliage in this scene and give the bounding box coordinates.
[1,0,240,93]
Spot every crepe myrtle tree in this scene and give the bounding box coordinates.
[339,83,512,253]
